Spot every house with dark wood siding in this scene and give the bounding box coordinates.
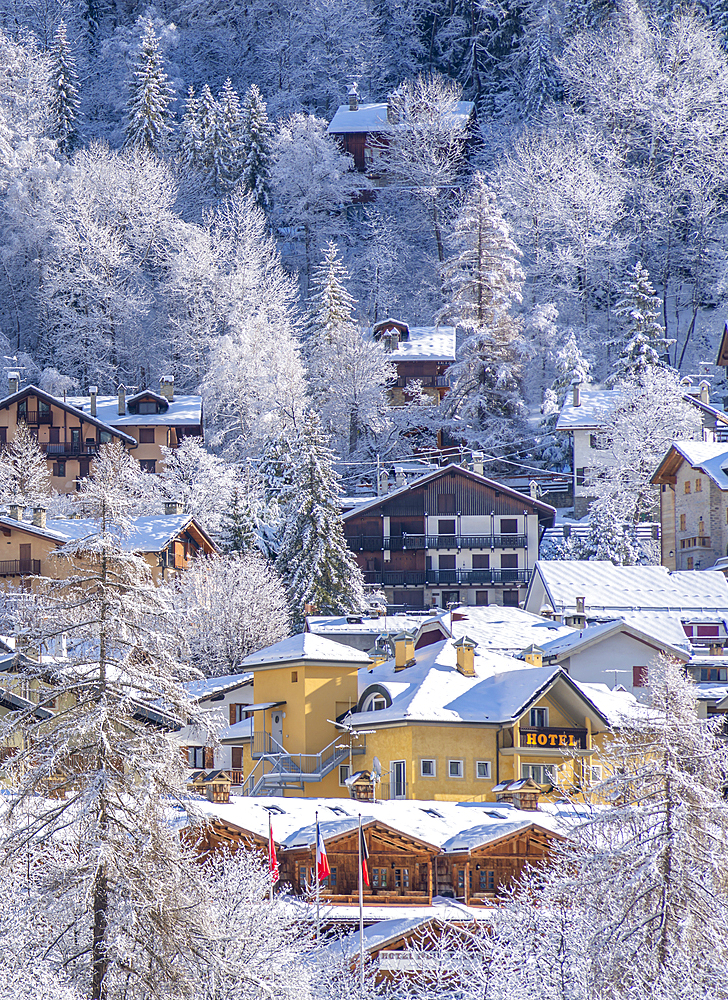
[343,465,555,609]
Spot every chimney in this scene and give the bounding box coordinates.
[32,507,47,529]
[160,375,174,402]
[390,331,400,352]
[348,82,358,112]
[54,632,68,658]
[8,504,22,521]
[572,379,581,407]
[454,636,477,677]
[164,500,184,515]
[566,596,586,629]
[394,631,416,671]
[89,386,98,417]
[576,596,585,616]
[472,451,484,477]
[700,380,710,405]
[8,371,19,396]
[522,644,543,668]
[118,384,126,415]
[530,480,538,501]
[395,467,406,489]
[378,469,389,495]
[367,645,388,667]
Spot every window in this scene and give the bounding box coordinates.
[479,870,495,891]
[696,478,702,492]
[394,868,409,888]
[500,518,518,534]
[687,557,694,570]
[339,764,350,786]
[476,760,492,779]
[439,554,456,570]
[701,667,728,681]
[391,760,406,798]
[438,519,456,535]
[575,468,586,487]
[138,401,158,414]
[501,554,518,568]
[52,461,66,478]
[680,514,686,531]
[448,759,464,778]
[308,866,336,888]
[0,427,5,446]
[187,746,205,769]
[49,427,59,444]
[291,670,298,682]
[420,758,436,777]
[633,665,648,688]
[473,554,490,569]
[140,459,156,473]
[457,869,472,891]
[684,480,691,494]
[372,868,387,888]
[230,704,247,724]
[530,707,548,728]
[590,765,603,783]
[367,695,386,712]
[139,427,155,444]
[521,763,557,784]
[502,590,519,607]
[437,493,456,514]
[99,431,112,444]
[475,591,489,605]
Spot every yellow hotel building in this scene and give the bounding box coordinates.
[228,632,612,802]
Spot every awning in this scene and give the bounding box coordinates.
[244,701,286,712]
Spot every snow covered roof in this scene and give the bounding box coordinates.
[0,513,216,554]
[241,633,372,668]
[440,818,560,854]
[694,683,728,704]
[184,673,253,701]
[526,561,728,616]
[555,385,617,431]
[217,717,254,742]
[66,392,202,428]
[536,618,690,662]
[328,101,475,135]
[0,384,137,445]
[652,441,728,490]
[447,605,577,653]
[352,638,608,727]
[185,795,572,852]
[574,681,655,726]
[306,611,450,639]
[383,327,456,363]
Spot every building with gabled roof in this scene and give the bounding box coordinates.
[371,319,456,407]
[343,463,555,610]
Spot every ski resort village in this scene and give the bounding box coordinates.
[3,3,728,999]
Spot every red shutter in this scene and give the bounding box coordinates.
[229,704,236,726]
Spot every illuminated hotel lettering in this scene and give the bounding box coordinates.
[525,732,577,747]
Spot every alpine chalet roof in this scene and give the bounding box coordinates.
[0,384,136,445]
[555,385,616,431]
[328,100,475,135]
[0,513,216,554]
[651,440,728,490]
[67,392,202,428]
[241,632,372,668]
[184,673,253,701]
[382,326,456,362]
[536,618,690,661]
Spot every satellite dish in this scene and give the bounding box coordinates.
[372,756,382,779]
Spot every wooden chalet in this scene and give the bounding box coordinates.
[441,823,565,904]
[280,819,440,905]
[183,816,271,862]
[371,319,455,407]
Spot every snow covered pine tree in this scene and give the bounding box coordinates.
[123,18,175,155]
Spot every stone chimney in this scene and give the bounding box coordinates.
[8,504,22,521]
[390,331,400,351]
[529,480,538,501]
[572,378,581,407]
[522,644,543,668]
[454,636,477,677]
[394,631,416,671]
[8,371,19,396]
[89,385,98,417]
[472,451,484,477]
[378,469,389,495]
[118,384,126,415]
[395,467,406,489]
[700,380,710,405]
[160,375,174,402]
[348,82,358,112]
[32,507,47,529]
[567,596,586,629]
[164,500,184,515]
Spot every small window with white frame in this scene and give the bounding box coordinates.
[530,707,548,728]
[420,758,436,778]
[589,764,602,784]
[476,760,492,779]
[448,759,464,778]
[339,764,350,786]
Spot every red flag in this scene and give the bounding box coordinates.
[359,827,370,887]
[269,815,279,884]
[316,820,331,881]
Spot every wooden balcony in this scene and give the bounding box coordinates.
[347,533,527,552]
[0,559,41,577]
[40,443,98,457]
[21,410,53,425]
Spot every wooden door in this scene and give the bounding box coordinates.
[19,544,31,574]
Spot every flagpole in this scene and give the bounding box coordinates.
[315,811,320,944]
[269,816,274,904]
[358,813,364,992]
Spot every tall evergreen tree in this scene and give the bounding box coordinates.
[179,85,203,170]
[0,421,51,504]
[610,260,673,381]
[303,241,357,348]
[275,412,366,627]
[217,77,243,190]
[240,84,273,210]
[49,20,79,156]
[123,19,175,155]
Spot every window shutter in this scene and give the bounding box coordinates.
[204,747,214,769]
[229,704,236,726]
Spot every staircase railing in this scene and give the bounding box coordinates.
[242,733,366,794]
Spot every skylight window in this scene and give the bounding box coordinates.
[262,804,286,815]
[420,808,444,819]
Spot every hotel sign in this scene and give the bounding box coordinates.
[520,728,587,750]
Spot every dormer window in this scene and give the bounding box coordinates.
[138,401,158,414]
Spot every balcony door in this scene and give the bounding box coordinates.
[19,544,31,574]
[390,760,406,799]
[70,428,80,453]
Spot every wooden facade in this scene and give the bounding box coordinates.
[280,820,440,905]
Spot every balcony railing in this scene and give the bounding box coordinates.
[679,536,712,550]
[0,559,41,577]
[20,411,53,425]
[346,533,527,552]
[40,443,99,456]
[361,569,529,587]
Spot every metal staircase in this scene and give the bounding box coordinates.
[242,733,365,796]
